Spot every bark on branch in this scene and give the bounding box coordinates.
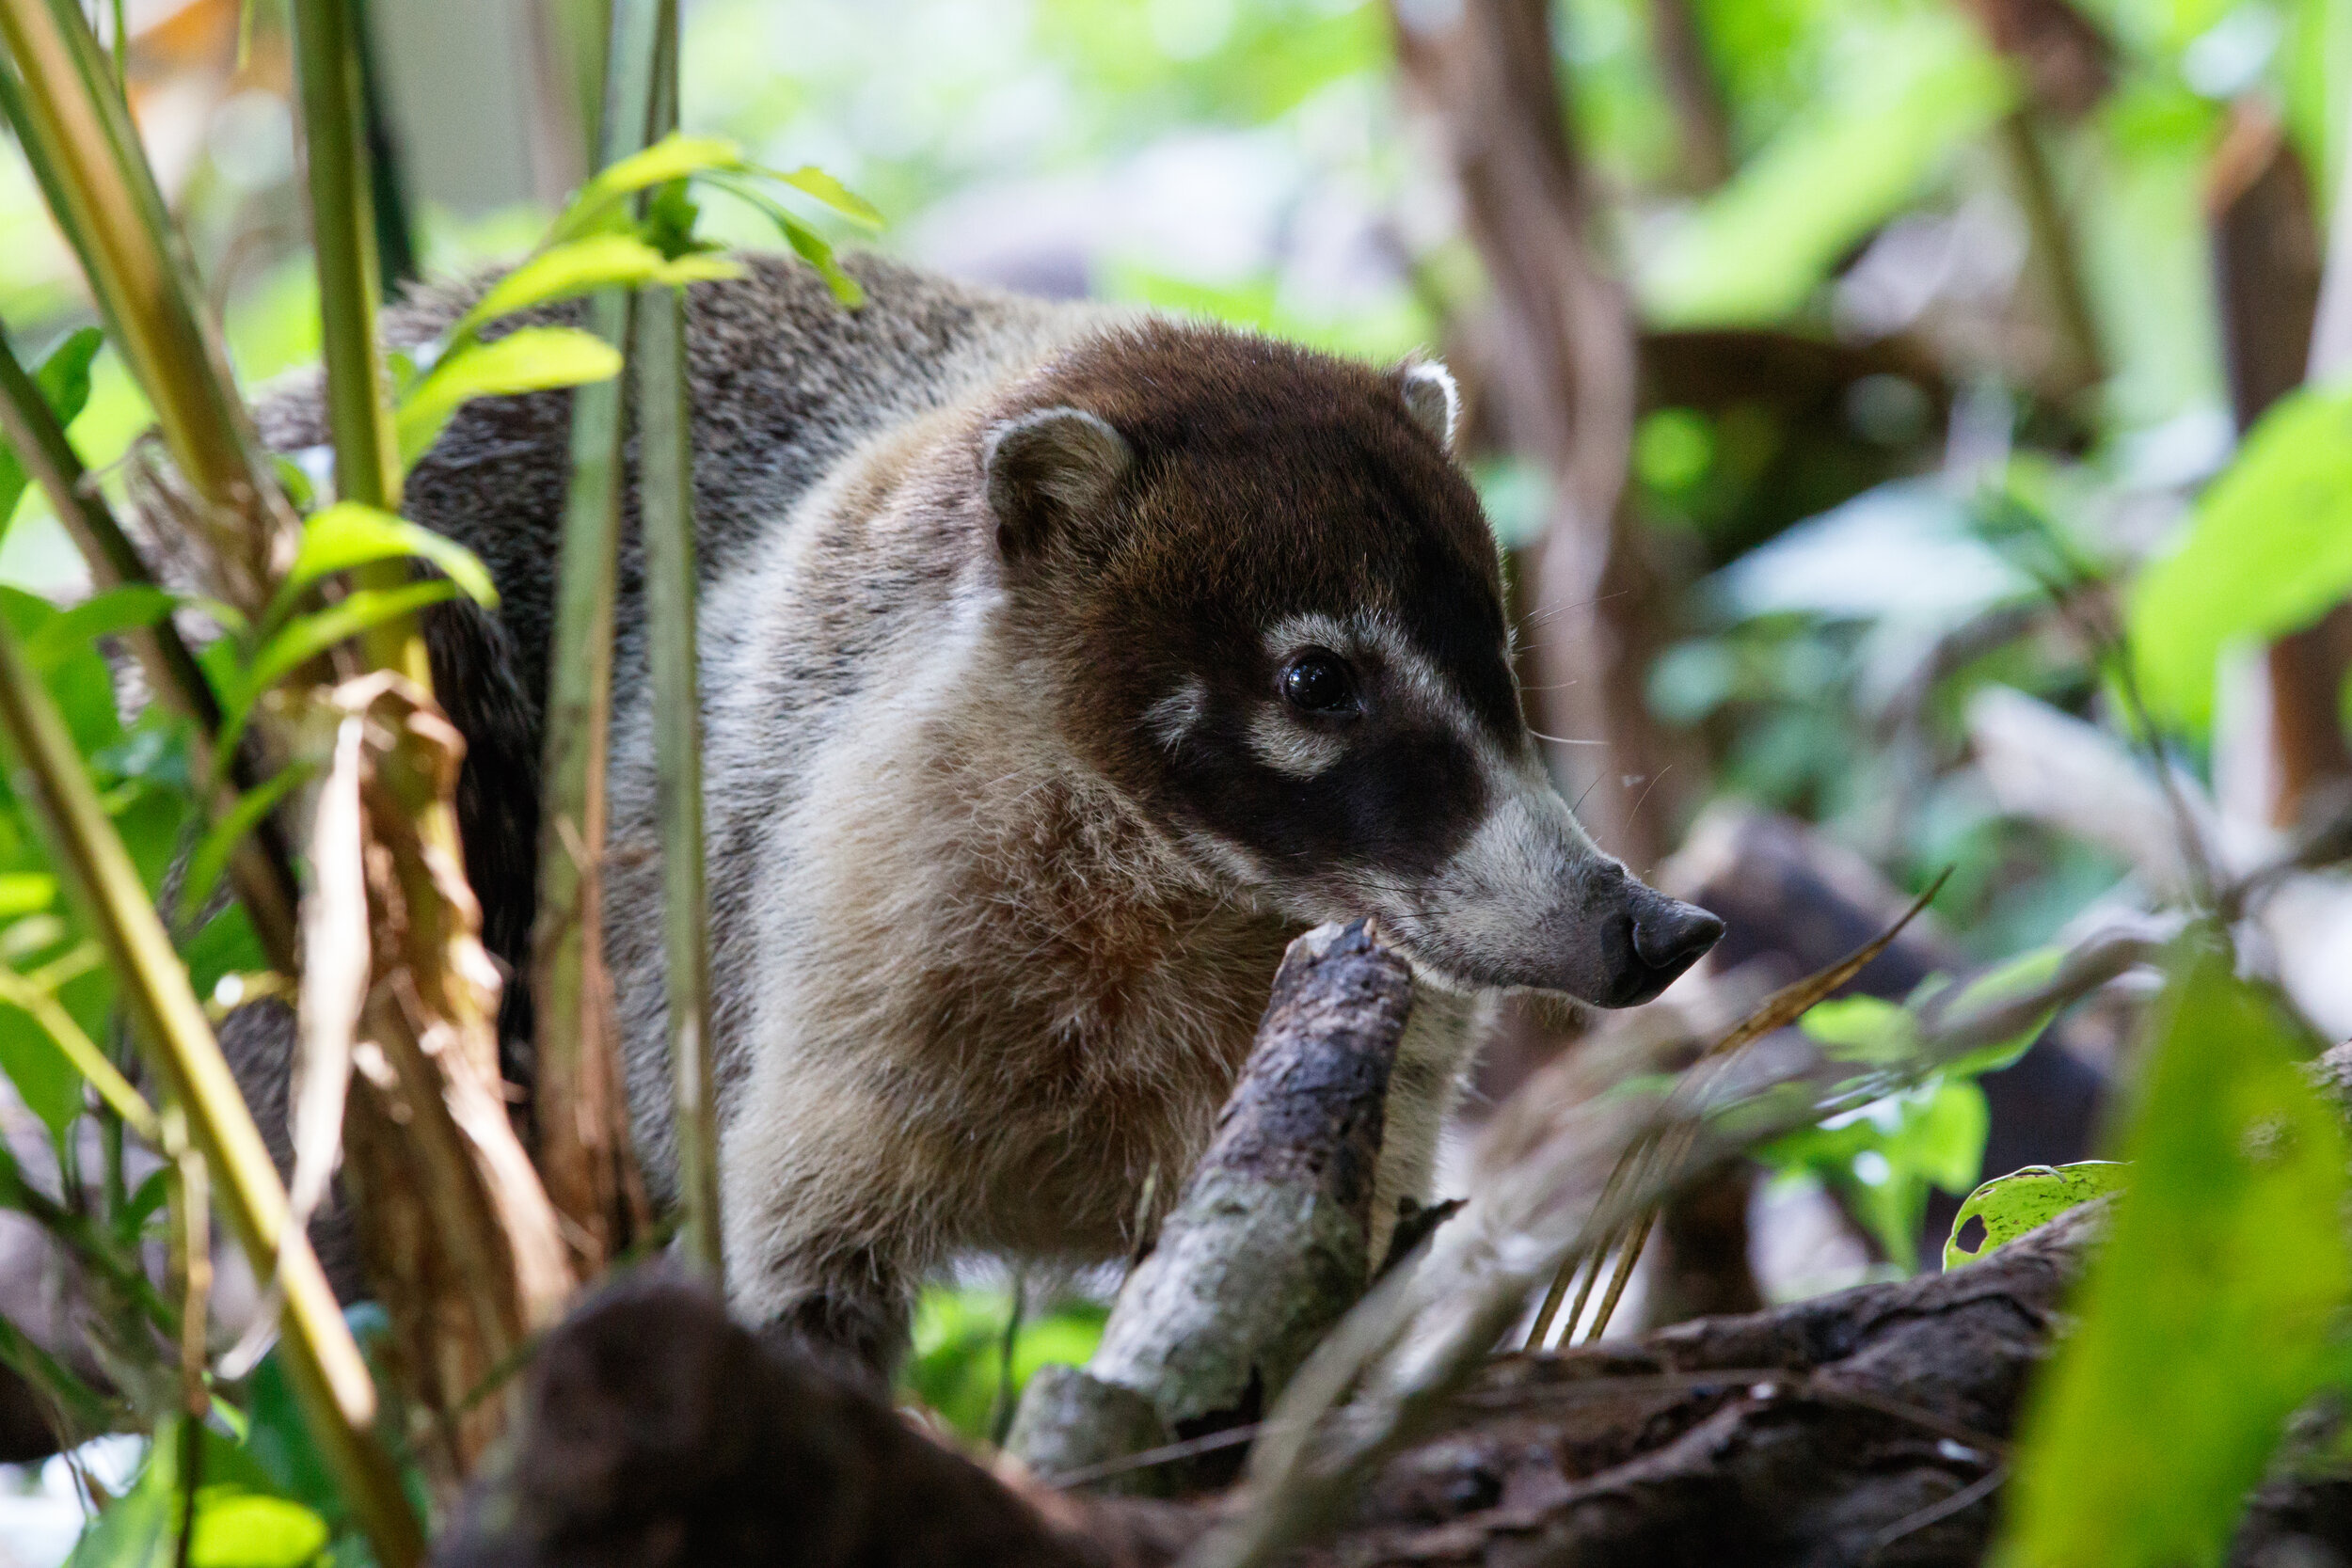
[1008,921,1414,1494]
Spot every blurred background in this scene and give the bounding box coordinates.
[3,0,2350,1515]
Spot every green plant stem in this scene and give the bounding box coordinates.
[288,0,424,687]
[0,327,301,967]
[0,0,294,583]
[0,613,421,1567]
[634,0,720,1286]
[529,0,664,1270]
[638,274,721,1288]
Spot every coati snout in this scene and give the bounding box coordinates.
[976,326,1723,1012]
[251,253,1722,1375]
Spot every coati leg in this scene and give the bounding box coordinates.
[720,1064,943,1383]
[1367,978,1483,1268]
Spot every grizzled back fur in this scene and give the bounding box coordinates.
[254,253,1091,1053]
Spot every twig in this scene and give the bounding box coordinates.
[1866,1464,2008,1556]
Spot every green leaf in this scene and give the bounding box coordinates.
[186,1488,330,1568]
[1639,15,2010,326]
[24,584,175,670]
[1761,1077,1989,1271]
[1995,940,2349,1568]
[548,132,751,245]
[182,762,316,922]
[1945,1161,2129,1271]
[2128,383,2352,730]
[1799,994,1919,1064]
[263,502,497,636]
[0,996,84,1134]
[769,165,885,228]
[1933,945,2070,1077]
[225,581,460,747]
[395,326,624,467]
[66,1416,181,1568]
[704,173,866,307]
[449,235,744,344]
[0,872,56,918]
[0,327,103,533]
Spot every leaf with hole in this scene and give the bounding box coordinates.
[1944,1161,2128,1270]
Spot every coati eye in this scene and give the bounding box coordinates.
[1280,649,1357,714]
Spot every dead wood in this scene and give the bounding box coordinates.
[1008,920,1414,1494]
[440,1182,2352,1568]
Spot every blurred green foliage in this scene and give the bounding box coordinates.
[903,1283,1108,1442]
[1997,942,2348,1568]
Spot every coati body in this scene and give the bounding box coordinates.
[256,253,1723,1372]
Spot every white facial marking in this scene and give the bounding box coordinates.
[1143,678,1206,752]
[1245,705,1346,779]
[1262,610,1483,750]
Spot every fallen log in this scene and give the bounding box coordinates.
[438,1188,2352,1568]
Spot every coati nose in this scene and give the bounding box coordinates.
[1596,895,1725,1007]
[1632,900,1724,974]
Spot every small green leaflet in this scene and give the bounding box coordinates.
[181,761,315,922]
[1943,1161,2129,1271]
[550,133,751,245]
[223,580,461,752]
[771,164,885,228]
[1995,938,2349,1568]
[396,326,623,467]
[448,233,743,346]
[23,583,175,670]
[263,502,498,635]
[0,326,103,536]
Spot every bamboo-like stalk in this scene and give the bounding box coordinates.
[288,0,576,1452]
[530,0,655,1271]
[0,0,296,607]
[0,614,421,1568]
[639,280,719,1285]
[0,328,302,966]
[635,0,723,1286]
[288,0,412,669]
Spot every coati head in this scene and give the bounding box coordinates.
[979,321,1722,1008]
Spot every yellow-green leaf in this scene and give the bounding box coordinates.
[1943,1161,2129,1271]
[771,164,884,228]
[549,132,749,245]
[396,326,623,467]
[263,502,497,636]
[451,235,744,344]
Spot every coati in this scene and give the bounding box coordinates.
[253,251,1724,1374]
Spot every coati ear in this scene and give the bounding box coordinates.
[1395,360,1460,452]
[982,406,1133,559]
